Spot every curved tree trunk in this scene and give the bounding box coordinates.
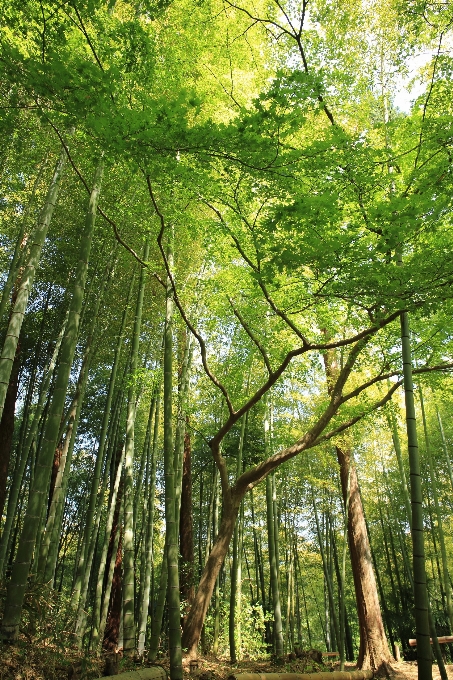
[336,446,392,676]
[181,488,241,658]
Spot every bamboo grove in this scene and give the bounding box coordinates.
[1,1,453,680]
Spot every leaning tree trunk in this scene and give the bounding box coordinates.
[0,159,102,641]
[181,484,241,658]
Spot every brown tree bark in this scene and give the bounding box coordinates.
[181,486,240,657]
[322,342,391,675]
[336,446,392,676]
[0,342,20,520]
[47,439,63,516]
[103,528,123,652]
[180,425,195,615]
[181,333,396,659]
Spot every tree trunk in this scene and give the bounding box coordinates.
[322,343,391,675]
[181,486,241,657]
[336,446,392,675]
[103,528,123,653]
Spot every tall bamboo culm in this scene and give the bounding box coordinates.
[0,159,103,641]
[123,239,149,654]
[0,148,66,422]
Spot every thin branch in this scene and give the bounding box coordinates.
[256,276,311,345]
[312,381,402,446]
[146,175,235,415]
[71,3,105,73]
[229,298,272,374]
[202,200,258,271]
[48,120,163,277]
[340,360,453,405]
[414,32,444,170]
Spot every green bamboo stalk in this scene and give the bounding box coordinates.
[229,413,246,663]
[436,408,453,495]
[137,388,160,655]
[0,148,66,422]
[42,263,113,585]
[133,392,155,540]
[136,393,157,616]
[419,387,453,631]
[174,333,193,521]
[293,540,312,648]
[148,547,168,661]
[163,240,182,679]
[266,470,283,657]
[213,475,220,656]
[0,159,102,641]
[311,485,340,650]
[387,401,412,526]
[0,156,48,323]
[399,311,431,679]
[0,309,68,575]
[339,462,350,671]
[90,444,125,650]
[123,239,149,655]
[72,272,133,610]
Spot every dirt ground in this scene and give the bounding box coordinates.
[157,655,453,680]
[386,661,453,679]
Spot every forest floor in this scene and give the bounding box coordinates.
[162,654,453,680]
[1,643,453,680]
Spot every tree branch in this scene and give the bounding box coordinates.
[47,120,159,274]
[229,298,272,374]
[146,175,235,415]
